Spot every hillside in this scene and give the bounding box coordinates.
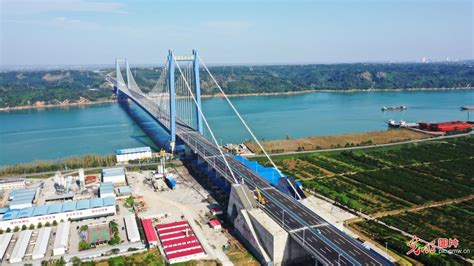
[1,62,473,108]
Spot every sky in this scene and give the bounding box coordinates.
[0,0,473,66]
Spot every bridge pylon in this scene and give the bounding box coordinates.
[167,49,204,152]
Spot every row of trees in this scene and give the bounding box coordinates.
[2,62,473,107]
[0,219,62,234]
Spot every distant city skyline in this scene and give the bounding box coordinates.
[1,0,473,66]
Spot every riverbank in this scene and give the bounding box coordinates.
[2,87,473,112]
[245,129,434,154]
[202,86,474,99]
[0,98,116,112]
[0,154,117,177]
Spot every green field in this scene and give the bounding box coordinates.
[353,200,473,265]
[261,136,474,214]
[257,135,474,265]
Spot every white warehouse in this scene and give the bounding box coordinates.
[124,215,141,243]
[32,227,52,260]
[102,167,127,185]
[53,221,70,256]
[10,230,33,263]
[115,147,152,163]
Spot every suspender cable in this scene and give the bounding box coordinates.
[198,55,303,200]
[173,55,238,184]
[197,55,284,178]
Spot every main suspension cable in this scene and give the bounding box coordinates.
[173,55,238,184]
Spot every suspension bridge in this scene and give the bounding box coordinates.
[106,50,390,266]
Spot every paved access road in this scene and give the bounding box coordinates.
[117,82,390,266]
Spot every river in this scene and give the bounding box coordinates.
[1,90,473,166]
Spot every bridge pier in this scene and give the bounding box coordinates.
[227,184,313,266]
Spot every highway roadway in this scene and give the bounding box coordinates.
[116,81,389,266]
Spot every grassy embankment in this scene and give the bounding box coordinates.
[246,129,433,154]
[256,135,474,265]
[0,154,117,178]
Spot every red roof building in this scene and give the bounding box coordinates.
[159,231,194,241]
[156,225,189,236]
[156,220,206,263]
[167,248,204,261]
[209,219,222,231]
[210,208,223,215]
[156,220,188,230]
[141,218,158,246]
[161,236,198,248]
[165,242,201,254]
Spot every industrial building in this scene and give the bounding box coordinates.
[141,218,158,246]
[116,186,132,198]
[102,167,127,185]
[99,182,115,198]
[45,193,74,202]
[32,227,52,260]
[53,221,70,256]
[156,220,206,264]
[9,188,38,209]
[10,229,33,263]
[0,179,26,191]
[124,215,141,243]
[116,146,152,163]
[0,197,116,230]
[0,232,13,262]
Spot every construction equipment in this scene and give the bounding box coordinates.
[159,149,166,157]
[255,186,266,205]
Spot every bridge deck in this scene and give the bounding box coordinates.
[117,85,388,266]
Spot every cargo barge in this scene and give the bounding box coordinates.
[418,121,472,132]
[387,119,417,128]
[387,120,472,133]
[382,105,407,111]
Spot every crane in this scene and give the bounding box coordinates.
[255,186,266,205]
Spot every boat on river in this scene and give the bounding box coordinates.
[382,105,407,111]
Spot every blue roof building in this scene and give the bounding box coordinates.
[47,204,63,214]
[115,146,151,155]
[76,200,90,210]
[1,197,116,222]
[103,197,116,207]
[2,210,19,220]
[61,201,76,212]
[17,208,34,219]
[33,205,48,216]
[90,198,103,208]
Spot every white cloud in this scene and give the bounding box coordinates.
[1,0,126,16]
[51,16,99,28]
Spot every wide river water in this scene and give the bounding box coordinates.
[1,90,473,166]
